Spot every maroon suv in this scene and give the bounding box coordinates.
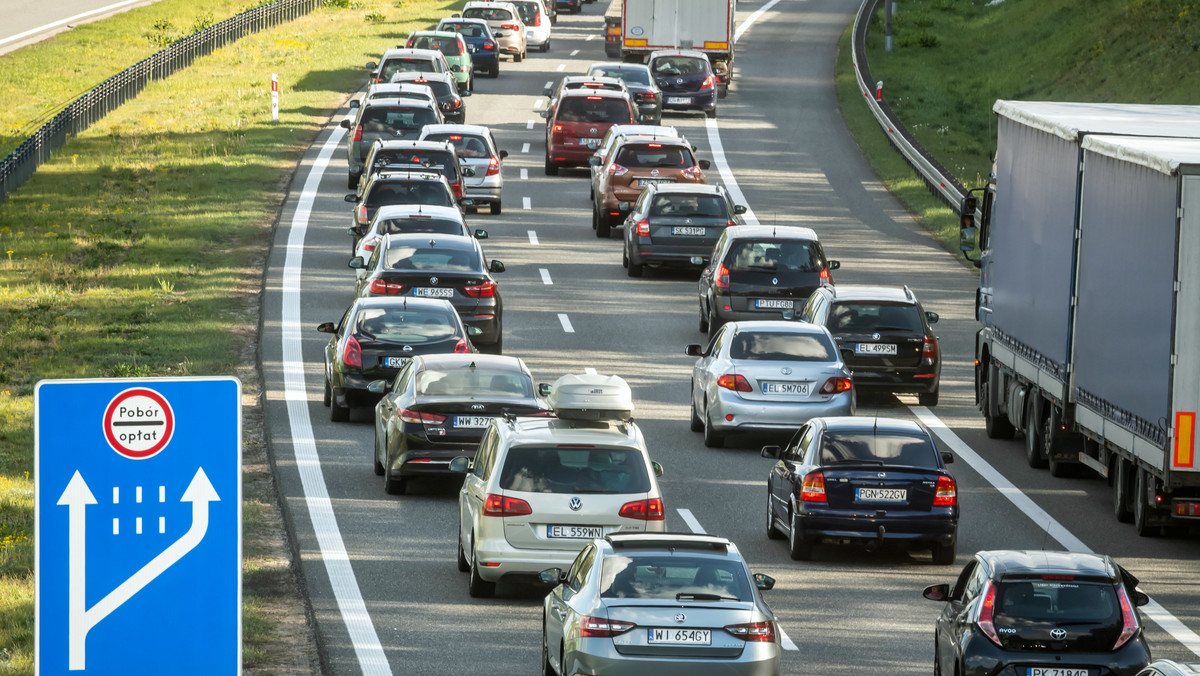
[544,89,636,175]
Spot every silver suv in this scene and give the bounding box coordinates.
[450,374,666,597]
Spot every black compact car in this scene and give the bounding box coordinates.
[588,62,663,125]
[621,183,746,277]
[319,297,473,422]
[351,233,506,353]
[762,416,958,563]
[389,72,470,125]
[923,550,1152,676]
[346,170,458,240]
[369,354,548,494]
[800,285,942,406]
[697,225,840,338]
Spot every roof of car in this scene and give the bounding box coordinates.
[498,415,644,449]
[369,169,450,183]
[649,49,711,62]
[817,416,930,436]
[371,139,454,150]
[559,88,631,101]
[413,353,528,373]
[723,224,820,241]
[361,97,439,111]
[463,1,520,10]
[439,16,489,25]
[563,75,624,86]
[372,204,464,220]
[589,61,651,73]
[381,233,479,252]
[977,550,1118,579]
[648,183,726,196]
[353,295,456,311]
[725,320,830,336]
[603,533,737,554]
[380,47,444,60]
[823,285,917,304]
[613,136,691,149]
[368,82,435,93]
[421,123,493,137]
[608,125,681,140]
[408,30,459,38]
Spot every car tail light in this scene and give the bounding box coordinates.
[553,124,564,134]
[1113,585,1140,649]
[361,236,380,254]
[451,182,463,199]
[607,26,621,36]
[618,497,664,521]
[534,13,542,26]
[933,475,956,506]
[356,204,369,225]
[716,374,752,392]
[483,493,532,517]
[700,74,717,90]
[636,219,650,236]
[607,163,628,177]
[454,338,470,353]
[682,165,703,180]
[800,472,826,502]
[484,39,496,50]
[343,335,362,369]
[724,621,776,643]
[819,268,832,286]
[715,263,729,289]
[399,408,448,425]
[463,280,496,297]
[351,123,365,142]
[450,97,463,109]
[486,156,500,176]
[367,278,404,295]
[922,336,938,359]
[412,78,429,84]
[586,96,603,101]
[819,377,852,394]
[580,615,635,638]
[636,91,655,101]
[502,23,520,31]
[977,581,1002,646]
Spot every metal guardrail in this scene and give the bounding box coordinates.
[0,0,320,205]
[851,0,970,213]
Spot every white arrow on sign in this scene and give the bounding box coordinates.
[58,468,219,671]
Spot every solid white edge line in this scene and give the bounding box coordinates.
[704,119,758,225]
[282,121,391,674]
[520,168,529,180]
[676,508,706,534]
[528,230,539,245]
[0,0,145,46]
[521,143,531,153]
[557,314,574,333]
[909,406,1200,657]
[522,196,532,210]
[734,0,784,44]
[539,268,552,285]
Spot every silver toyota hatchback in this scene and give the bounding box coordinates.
[540,533,781,676]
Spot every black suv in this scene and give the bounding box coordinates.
[360,139,470,201]
[923,550,1152,676]
[388,72,469,125]
[346,170,458,242]
[697,225,839,338]
[800,285,941,406]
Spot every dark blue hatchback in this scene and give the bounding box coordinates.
[438,18,500,78]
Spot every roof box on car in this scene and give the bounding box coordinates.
[548,373,634,422]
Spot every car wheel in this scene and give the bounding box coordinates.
[596,213,611,238]
[718,84,728,99]
[542,40,550,53]
[980,370,1015,439]
[788,511,812,561]
[373,430,385,476]
[1024,396,1047,469]
[1113,458,1134,523]
[468,538,496,597]
[933,637,942,676]
[330,396,350,423]
[384,469,407,495]
[514,50,523,63]
[1133,467,1158,537]
[589,185,594,201]
[347,174,358,190]
[465,206,478,214]
[706,107,717,119]
[545,155,559,176]
[456,531,470,572]
[918,388,939,407]
[490,201,502,215]
[931,541,956,565]
[483,335,502,355]
[766,493,784,540]
[323,377,332,407]
[627,257,643,277]
[541,627,555,676]
[689,382,704,432]
[702,409,724,449]
[469,76,475,92]
[698,302,709,332]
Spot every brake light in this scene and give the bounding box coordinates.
[451,182,463,199]
[454,338,470,353]
[367,278,404,295]
[607,163,628,177]
[483,493,532,517]
[586,96,603,100]
[819,268,832,285]
[636,91,655,101]
[463,280,496,297]
[819,377,852,394]
[412,78,429,83]
[682,165,703,180]
[922,336,938,359]
[449,134,463,140]
[715,263,729,288]
[933,475,957,506]
[501,23,520,31]
[406,39,414,47]
[800,471,825,502]
[636,219,650,236]
[619,497,664,521]
[724,621,776,643]
[977,581,1001,646]
[1114,585,1140,649]
[450,97,463,108]
[553,124,564,133]
[700,74,717,90]
[356,204,369,225]
[716,374,752,392]
[647,143,662,148]
[484,40,495,50]
[579,615,635,638]
[534,13,542,26]
[399,408,448,425]
[353,124,363,142]
[343,334,362,369]
[486,156,500,176]
[361,237,380,253]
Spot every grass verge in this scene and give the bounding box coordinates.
[0,0,463,672]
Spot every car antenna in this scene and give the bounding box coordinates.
[469,361,476,370]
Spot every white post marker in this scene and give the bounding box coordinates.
[271,74,279,122]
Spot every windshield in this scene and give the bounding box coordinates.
[819,431,939,468]
[353,307,457,344]
[729,331,837,362]
[375,217,464,236]
[613,143,693,168]
[651,56,710,76]
[600,555,752,601]
[591,67,651,86]
[499,447,650,494]
[424,133,492,158]
[724,239,823,273]
[829,302,924,333]
[556,97,632,124]
[364,181,453,208]
[650,194,727,218]
[410,36,463,56]
[383,245,479,271]
[416,368,533,398]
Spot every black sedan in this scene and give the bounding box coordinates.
[621,183,746,277]
[350,233,506,353]
[319,297,474,422]
[762,416,958,564]
[369,354,549,494]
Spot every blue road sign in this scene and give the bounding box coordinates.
[35,377,241,675]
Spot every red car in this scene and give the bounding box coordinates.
[543,89,637,176]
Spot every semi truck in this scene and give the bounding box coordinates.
[964,101,1200,535]
[604,0,735,96]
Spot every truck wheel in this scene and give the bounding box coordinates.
[980,367,1015,439]
[1113,458,1133,523]
[1133,468,1159,537]
[1024,396,1048,469]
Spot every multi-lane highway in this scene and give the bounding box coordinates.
[260,1,1200,673]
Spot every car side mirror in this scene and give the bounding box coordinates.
[827,260,841,270]
[489,260,505,273]
[753,573,775,591]
[539,568,566,585]
[941,452,954,464]
[698,159,711,170]
[588,156,602,166]
[462,90,472,97]
[347,227,359,237]
[538,110,549,119]
[683,344,705,357]
[760,445,782,459]
[344,193,359,203]
[366,61,377,70]
[923,583,950,602]
[538,383,552,397]
[618,202,631,213]
[651,461,663,477]
[461,165,477,177]
[498,150,509,159]
[448,456,472,473]
[367,380,388,394]
[316,322,336,334]
[638,114,652,123]
[349,100,360,109]
[340,119,352,129]
[1133,590,1150,607]
[926,311,939,324]
[734,205,747,214]
[543,87,553,97]
[348,256,365,269]
[474,229,489,239]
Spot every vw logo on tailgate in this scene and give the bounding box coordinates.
[568,497,583,511]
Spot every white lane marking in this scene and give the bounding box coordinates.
[570,49,580,56]
[522,196,532,210]
[704,119,758,224]
[734,0,784,43]
[282,122,391,674]
[556,64,566,72]
[584,367,597,375]
[557,314,574,333]
[778,627,799,651]
[112,518,118,535]
[520,168,529,180]
[521,142,531,153]
[0,0,145,46]
[528,230,540,245]
[677,508,706,534]
[539,268,553,285]
[586,34,596,41]
[544,80,554,90]
[910,407,1200,657]
[527,119,536,130]
[158,486,165,502]
[534,99,544,109]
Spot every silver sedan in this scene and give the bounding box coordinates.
[540,533,781,676]
[686,320,854,448]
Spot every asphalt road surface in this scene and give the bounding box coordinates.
[261,1,1200,673]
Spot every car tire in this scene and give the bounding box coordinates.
[542,41,550,53]
[330,395,350,423]
[689,383,704,432]
[1133,467,1158,537]
[766,494,784,540]
[589,185,594,201]
[468,538,496,597]
[627,257,643,277]
[980,370,1015,439]
[541,628,555,676]
[514,50,523,63]
[373,431,385,476]
[788,511,812,561]
[706,107,717,119]
[456,531,470,572]
[931,541,956,565]
[1024,397,1048,469]
[703,409,724,449]
[489,64,500,78]
[1113,458,1134,523]
[465,206,478,214]
[545,155,559,176]
[596,213,611,238]
[707,311,723,340]
[384,469,407,495]
[591,209,599,230]
[348,174,358,190]
[918,388,939,407]
[323,377,332,407]
[482,335,502,355]
[718,84,728,99]
[490,201,502,215]
[698,302,709,333]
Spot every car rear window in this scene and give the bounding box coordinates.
[499,447,650,494]
[463,7,513,21]
[729,331,837,362]
[369,90,431,102]
[819,431,939,468]
[600,555,752,601]
[556,97,632,124]
[360,107,439,132]
[441,22,486,38]
[381,58,439,80]
[371,149,459,179]
[510,1,540,24]
[411,36,463,56]
[423,133,492,158]
[364,181,454,208]
[375,217,464,236]
[354,307,458,344]
[417,368,533,398]
[993,580,1119,624]
[383,244,479,272]
[829,302,923,333]
[566,81,623,93]
[651,56,710,76]
[650,194,727,218]
[724,239,823,273]
[613,144,693,169]
[591,67,651,86]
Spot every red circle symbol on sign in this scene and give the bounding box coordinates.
[103,387,175,459]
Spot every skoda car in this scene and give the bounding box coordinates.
[622,183,747,277]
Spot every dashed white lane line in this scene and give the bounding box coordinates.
[534,99,544,109]
[521,142,531,153]
[557,314,575,333]
[539,268,553,285]
[522,196,532,210]
[570,49,580,56]
[528,230,539,245]
[556,64,566,72]
[527,119,536,130]
[586,34,596,41]
[520,168,529,180]
[734,0,784,43]
[544,80,553,90]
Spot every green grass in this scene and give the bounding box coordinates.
[0,0,464,671]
